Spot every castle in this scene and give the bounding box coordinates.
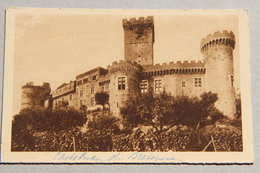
[21,16,237,118]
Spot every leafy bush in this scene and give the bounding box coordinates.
[121,91,225,132]
[12,106,87,151]
[111,122,242,152]
[84,112,120,151]
[11,91,242,152]
[198,123,243,151]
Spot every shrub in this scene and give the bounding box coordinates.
[12,106,87,151]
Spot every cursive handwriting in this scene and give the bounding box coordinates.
[53,152,181,162]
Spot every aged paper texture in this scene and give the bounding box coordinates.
[1,8,253,163]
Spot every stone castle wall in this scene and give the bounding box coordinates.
[108,60,142,117]
[21,82,51,110]
[123,16,154,66]
[201,30,236,118]
[20,17,237,119]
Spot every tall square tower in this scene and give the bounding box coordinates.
[123,16,154,65]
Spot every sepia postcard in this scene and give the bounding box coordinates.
[1,8,253,164]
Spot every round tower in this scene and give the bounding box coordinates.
[107,60,142,117]
[21,82,51,110]
[201,30,236,118]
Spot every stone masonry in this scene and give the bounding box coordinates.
[21,16,237,118]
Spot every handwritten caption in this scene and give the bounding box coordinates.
[53,152,181,162]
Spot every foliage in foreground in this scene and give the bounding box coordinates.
[12,106,87,151]
[112,125,242,151]
[121,91,224,132]
[12,91,242,152]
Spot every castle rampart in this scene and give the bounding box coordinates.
[21,82,51,110]
[107,60,143,73]
[142,60,205,71]
[20,16,238,121]
[201,30,236,118]
[123,16,154,28]
[123,16,154,66]
[107,60,142,117]
[201,30,235,53]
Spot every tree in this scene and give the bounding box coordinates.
[120,91,224,151]
[120,91,176,150]
[11,106,88,151]
[85,112,120,151]
[173,92,224,130]
[121,91,224,132]
[95,92,109,110]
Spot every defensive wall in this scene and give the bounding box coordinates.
[123,16,154,66]
[20,16,238,119]
[142,60,205,77]
[122,16,154,27]
[107,60,143,73]
[21,82,51,109]
[201,30,236,118]
[107,60,142,117]
[201,30,235,53]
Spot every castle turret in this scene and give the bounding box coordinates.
[201,30,236,118]
[123,16,154,66]
[21,82,51,110]
[107,60,142,117]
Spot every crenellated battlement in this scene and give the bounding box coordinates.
[22,82,51,90]
[21,82,51,110]
[143,60,205,72]
[107,60,142,73]
[201,30,235,53]
[123,16,154,27]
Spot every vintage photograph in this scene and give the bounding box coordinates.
[1,8,252,163]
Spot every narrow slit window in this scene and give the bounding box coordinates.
[231,75,234,87]
[182,82,186,91]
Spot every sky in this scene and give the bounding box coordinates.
[11,9,240,115]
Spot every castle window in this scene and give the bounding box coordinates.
[182,82,186,91]
[140,80,148,93]
[91,97,95,106]
[80,100,83,106]
[138,55,141,62]
[105,83,109,91]
[77,80,82,86]
[83,78,88,83]
[118,77,126,90]
[154,79,162,92]
[230,75,234,87]
[80,90,83,97]
[92,75,98,80]
[194,78,202,88]
[91,87,95,94]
